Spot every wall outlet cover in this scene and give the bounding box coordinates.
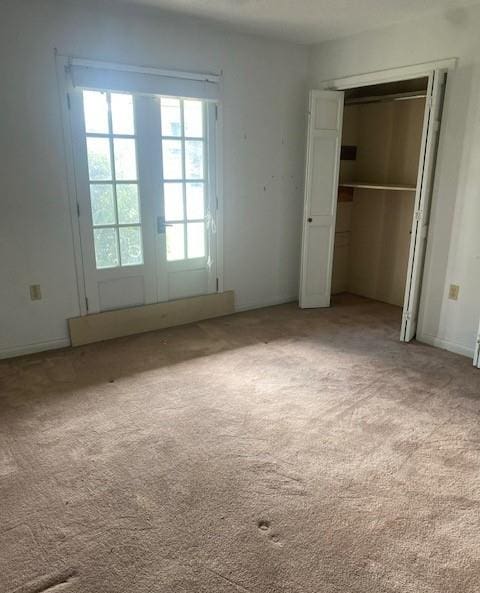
[30,284,42,301]
[448,284,460,301]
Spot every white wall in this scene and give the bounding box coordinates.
[310,5,480,357]
[0,0,308,358]
[4,0,479,361]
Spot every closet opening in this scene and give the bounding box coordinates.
[331,77,431,333]
[300,63,451,342]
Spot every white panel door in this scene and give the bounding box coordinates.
[299,90,344,308]
[401,70,447,341]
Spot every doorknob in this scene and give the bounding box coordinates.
[157,216,173,234]
[308,217,313,222]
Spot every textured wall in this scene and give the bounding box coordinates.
[0,0,308,357]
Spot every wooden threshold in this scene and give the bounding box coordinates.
[69,291,235,347]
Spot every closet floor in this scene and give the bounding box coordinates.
[332,291,404,311]
[1,297,479,593]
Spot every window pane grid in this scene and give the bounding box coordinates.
[161,98,207,262]
[84,91,143,269]
[85,132,135,139]
[88,223,143,229]
[161,178,206,183]
[89,179,138,185]
[161,136,204,142]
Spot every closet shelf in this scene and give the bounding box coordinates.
[339,182,417,192]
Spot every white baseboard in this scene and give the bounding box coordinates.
[416,332,475,359]
[0,338,71,360]
[235,295,297,313]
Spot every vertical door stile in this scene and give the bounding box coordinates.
[206,101,218,294]
[69,90,102,313]
[135,95,161,305]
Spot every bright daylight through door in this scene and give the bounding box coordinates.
[83,92,208,269]
[84,91,143,269]
[160,98,207,262]
[71,71,218,314]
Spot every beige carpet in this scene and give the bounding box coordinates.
[1,294,479,593]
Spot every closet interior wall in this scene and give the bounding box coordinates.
[332,94,426,307]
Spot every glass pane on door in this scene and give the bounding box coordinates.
[183,100,203,138]
[166,224,185,261]
[74,86,216,314]
[86,138,112,180]
[82,90,144,269]
[160,98,207,262]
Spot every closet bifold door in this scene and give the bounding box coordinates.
[474,321,480,367]
[400,69,447,342]
[299,90,344,308]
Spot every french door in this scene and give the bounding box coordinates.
[68,73,218,314]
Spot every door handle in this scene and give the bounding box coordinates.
[157,216,173,234]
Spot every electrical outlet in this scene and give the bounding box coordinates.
[30,284,42,301]
[448,284,460,301]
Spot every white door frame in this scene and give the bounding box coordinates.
[318,57,457,340]
[55,53,224,317]
[320,58,456,91]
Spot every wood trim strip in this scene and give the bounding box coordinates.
[69,291,235,346]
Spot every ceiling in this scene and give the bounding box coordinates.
[109,0,478,43]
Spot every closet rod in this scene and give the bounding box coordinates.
[345,91,427,106]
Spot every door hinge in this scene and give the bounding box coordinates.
[216,278,219,292]
[85,297,89,312]
[66,93,71,110]
[403,310,412,321]
[76,202,80,217]
[215,104,218,121]
[216,196,219,210]
[414,209,423,222]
